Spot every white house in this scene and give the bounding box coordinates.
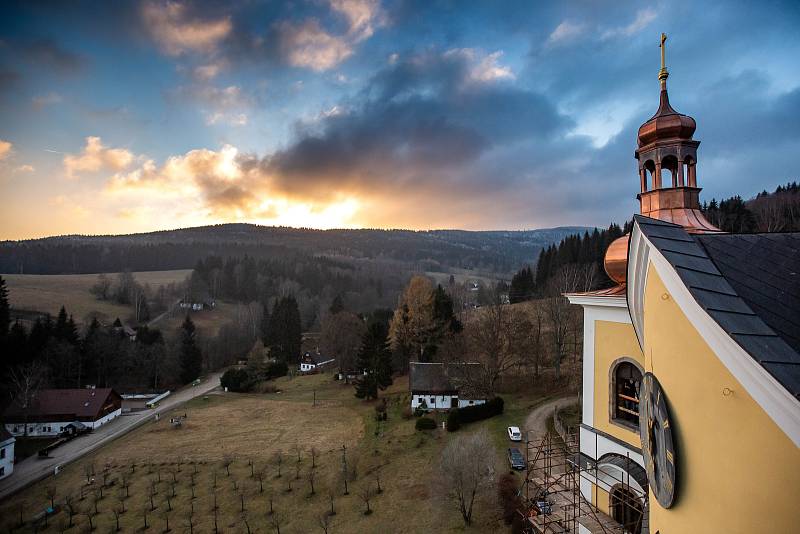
[299,352,336,373]
[0,428,14,480]
[409,362,486,411]
[3,388,123,437]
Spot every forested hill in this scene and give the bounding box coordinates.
[0,224,589,275]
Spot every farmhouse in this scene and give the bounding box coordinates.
[299,351,336,373]
[0,428,14,480]
[564,39,800,534]
[3,388,123,437]
[409,362,486,411]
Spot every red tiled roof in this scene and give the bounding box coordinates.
[2,388,120,423]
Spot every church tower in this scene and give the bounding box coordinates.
[605,34,720,284]
[634,33,720,232]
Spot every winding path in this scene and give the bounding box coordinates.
[524,394,581,440]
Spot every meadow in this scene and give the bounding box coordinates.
[4,270,191,325]
[0,372,564,533]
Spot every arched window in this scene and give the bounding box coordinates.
[610,484,645,533]
[611,360,643,429]
[661,155,679,188]
[643,160,656,190]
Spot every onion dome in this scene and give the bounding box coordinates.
[637,89,696,147]
[604,234,630,284]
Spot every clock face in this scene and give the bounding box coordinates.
[639,372,676,508]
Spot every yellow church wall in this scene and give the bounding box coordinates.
[591,483,611,515]
[643,263,800,534]
[592,320,645,449]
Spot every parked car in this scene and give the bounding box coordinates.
[508,447,525,470]
[507,426,522,441]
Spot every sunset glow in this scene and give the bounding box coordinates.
[1,1,799,239]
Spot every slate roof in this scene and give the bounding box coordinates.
[2,388,121,423]
[0,427,14,443]
[634,215,800,399]
[409,362,484,396]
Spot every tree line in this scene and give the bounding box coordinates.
[0,276,205,399]
[701,181,800,233]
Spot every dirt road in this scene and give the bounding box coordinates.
[524,394,580,441]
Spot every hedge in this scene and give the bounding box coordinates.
[446,397,504,431]
[220,368,254,392]
[415,417,438,430]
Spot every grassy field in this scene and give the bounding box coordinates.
[4,270,191,325]
[0,372,563,533]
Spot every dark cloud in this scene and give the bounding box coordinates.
[264,49,571,201]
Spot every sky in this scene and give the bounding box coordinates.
[1,0,799,240]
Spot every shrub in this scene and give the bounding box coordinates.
[452,397,504,426]
[220,368,253,392]
[415,417,437,431]
[413,407,426,418]
[446,409,461,432]
[266,360,289,379]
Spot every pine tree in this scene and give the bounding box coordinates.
[179,316,202,384]
[266,296,302,363]
[354,322,393,400]
[329,295,345,315]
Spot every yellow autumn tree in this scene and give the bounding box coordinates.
[388,275,436,373]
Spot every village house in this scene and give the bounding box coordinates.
[409,362,486,411]
[0,428,14,480]
[2,388,123,438]
[299,351,336,373]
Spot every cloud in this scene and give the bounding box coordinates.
[171,83,252,126]
[32,92,62,110]
[193,62,224,80]
[443,49,515,84]
[329,0,387,42]
[276,19,354,72]
[546,21,584,46]
[0,140,11,160]
[601,8,657,40]
[142,1,232,56]
[22,39,86,74]
[63,136,135,178]
[14,164,35,173]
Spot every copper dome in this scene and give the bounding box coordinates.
[637,89,696,148]
[604,234,630,284]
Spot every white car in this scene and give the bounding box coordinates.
[507,426,522,441]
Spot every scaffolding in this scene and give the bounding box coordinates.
[519,411,648,534]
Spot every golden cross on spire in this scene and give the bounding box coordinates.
[658,33,669,85]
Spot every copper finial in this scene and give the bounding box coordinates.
[658,33,669,87]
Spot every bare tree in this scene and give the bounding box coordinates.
[358,485,375,515]
[64,494,77,527]
[307,468,317,496]
[85,509,97,531]
[292,442,303,464]
[326,483,337,516]
[116,490,126,514]
[45,486,57,508]
[8,361,47,436]
[437,429,496,525]
[112,509,122,532]
[459,302,532,397]
[185,512,195,534]
[310,446,319,469]
[222,455,233,476]
[273,451,283,478]
[318,513,333,534]
[270,510,285,534]
[255,466,266,493]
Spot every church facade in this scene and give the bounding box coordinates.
[567,35,800,534]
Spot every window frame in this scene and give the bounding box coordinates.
[608,357,644,433]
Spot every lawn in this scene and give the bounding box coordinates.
[0,372,556,533]
[4,270,191,325]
